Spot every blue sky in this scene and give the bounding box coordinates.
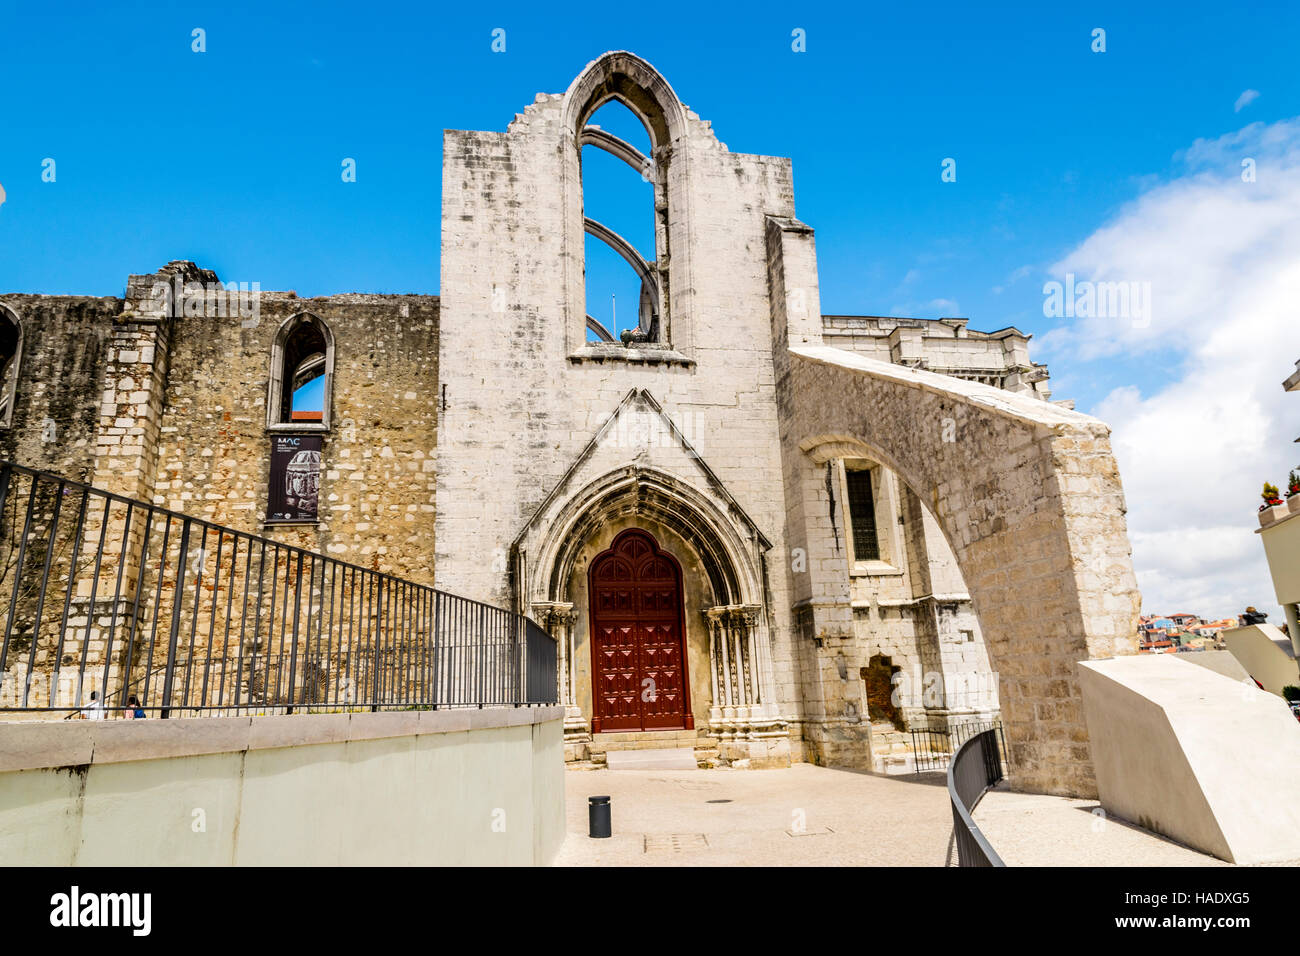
[3,0,1299,617]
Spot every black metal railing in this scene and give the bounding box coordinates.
[947,727,1007,867]
[911,718,1006,773]
[0,461,557,716]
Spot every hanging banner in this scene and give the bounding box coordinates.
[267,434,322,522]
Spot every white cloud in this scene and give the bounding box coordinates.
[992,264,1031,295]
[1234,89,1260,113]
[1039,118,1300,623]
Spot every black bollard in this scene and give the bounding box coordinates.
[588,795,611,838]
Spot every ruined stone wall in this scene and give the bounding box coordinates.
[776,343,1141,796]
[0,284,441,711]
[0,295,119,480]
[149,291,440,584]
[437,65,802,759]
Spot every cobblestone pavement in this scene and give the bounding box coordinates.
[553,764,956,866]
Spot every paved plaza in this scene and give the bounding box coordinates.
[556,764,959,866]
[553,765,1229,867]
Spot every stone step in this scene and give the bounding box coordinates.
[590,730,712,753]
[605,747,698,771]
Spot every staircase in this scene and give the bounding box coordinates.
[869,721,955,775]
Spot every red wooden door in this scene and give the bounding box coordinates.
[589,529,692,733]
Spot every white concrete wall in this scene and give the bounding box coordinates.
[1079,655,1300,864]
[0,707,564,866]
[1260,506,1300,605]
[1223,624,1299,696]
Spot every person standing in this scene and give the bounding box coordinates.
[83,690,106,721]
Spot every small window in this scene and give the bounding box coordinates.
[268,313,333,430]
[845,467,880,562]
[0,306,22,428]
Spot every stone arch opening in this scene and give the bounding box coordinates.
[521,466,785,762]
[561,52,693,353]
[581,99,658,343]
[528,466,763,611]
[801,436,1000,742]
[778,343,1140,795]
[267,312,335,430]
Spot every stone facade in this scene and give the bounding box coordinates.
[0,52,1141,796]
[2,261,440,584]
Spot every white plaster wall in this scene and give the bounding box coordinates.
[0,708,564,866]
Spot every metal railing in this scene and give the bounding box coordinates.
[947,727,1007,867]
[911,718,1006,773]
[0,461,557,716]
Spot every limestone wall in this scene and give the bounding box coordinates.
[436,60,804,758]
[777,343,1141,795]
[146,292,440,583]
[0,294,119,480]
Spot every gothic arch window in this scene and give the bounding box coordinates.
[563,52,692,357]
[580,100,659,345]
[0,305,22,428]
[267,312,334,430]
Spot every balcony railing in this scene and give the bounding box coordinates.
[0,461,556,716]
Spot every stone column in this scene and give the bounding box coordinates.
[532,602,575,708]
[706,604,773,718]
[533,601,587,760]
[705,607,722,719]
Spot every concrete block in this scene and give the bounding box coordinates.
[1079,655,1300,864]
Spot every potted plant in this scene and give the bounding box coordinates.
[1261,481,1283,511]
[1287,469,1300,499]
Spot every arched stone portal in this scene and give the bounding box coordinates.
[516,464,789,767]
[767,216,1140,797]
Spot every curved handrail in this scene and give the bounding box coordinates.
[946,727,1007,867]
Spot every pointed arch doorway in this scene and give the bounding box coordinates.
[588,528,693,733]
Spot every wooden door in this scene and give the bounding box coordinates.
[588,529,692,733]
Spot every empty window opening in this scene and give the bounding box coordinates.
[845,467,881,562]
[289,354,326,422]
[0,307,21,427]
[269,313,334,430]
[581,100,659,344]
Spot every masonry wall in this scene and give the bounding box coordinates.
[777,344,1141,795]
[0,295,119,480]
[144,289,441,584]
[437,84,804,749]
